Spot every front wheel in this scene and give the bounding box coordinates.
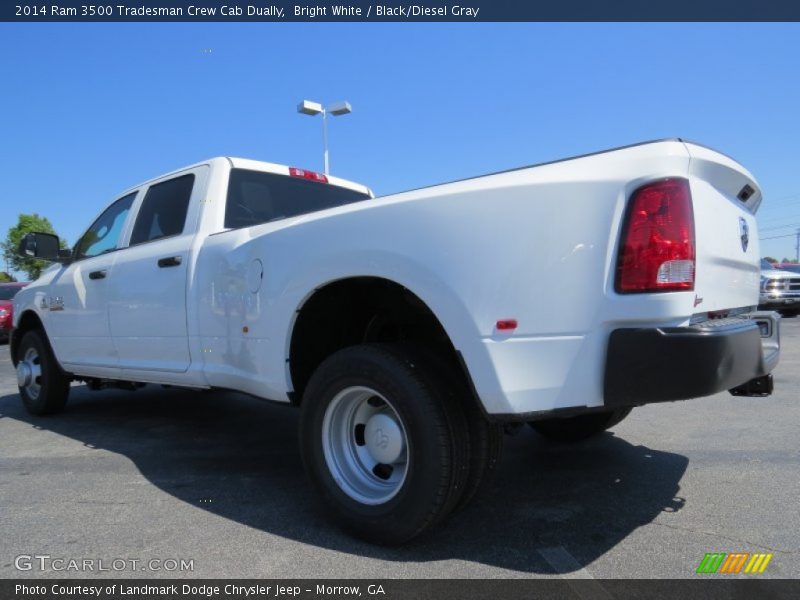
[299,344,470,545]
[16,329,70,416]
[528,408,632,442]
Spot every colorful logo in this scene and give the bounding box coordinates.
[696,552,773,574]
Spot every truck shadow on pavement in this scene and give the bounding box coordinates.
[0,385,688,574]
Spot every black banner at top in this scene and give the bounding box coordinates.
[3,0,800,22]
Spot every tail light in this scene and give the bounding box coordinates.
[289,167,328,183]
[615,178,695,293]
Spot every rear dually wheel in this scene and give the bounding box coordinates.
[299,343,470,545]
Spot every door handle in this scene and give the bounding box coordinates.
[88,270,107,280]
[157,256,183,268]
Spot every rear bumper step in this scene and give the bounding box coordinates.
[604,315,778,407]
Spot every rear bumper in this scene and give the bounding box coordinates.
[604,313,780,407]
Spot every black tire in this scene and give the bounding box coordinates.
[16,329,70,416]
[528,407,632,443]
[407,345,503,513]
[452,406,503,512]
[299,343,470,545]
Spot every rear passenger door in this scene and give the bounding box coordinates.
[108,167,207,374]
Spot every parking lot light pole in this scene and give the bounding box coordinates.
[297,100,352,175]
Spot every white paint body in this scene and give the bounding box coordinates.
[13,141,764,415]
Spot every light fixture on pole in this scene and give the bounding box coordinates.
[297,99,352,175]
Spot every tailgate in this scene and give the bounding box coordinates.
[684,142,762,313]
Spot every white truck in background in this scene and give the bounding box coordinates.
[11,139,780,544]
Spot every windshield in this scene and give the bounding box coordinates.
[0,286,23,301]
[760,259,775,270]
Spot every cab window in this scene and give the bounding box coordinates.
[224,169,370,229]
[130,174,195,245]
[74,192,136,260]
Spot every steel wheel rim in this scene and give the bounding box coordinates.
[322,386,409,505]
[19,347,43,400]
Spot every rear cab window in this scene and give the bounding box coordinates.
[225,169,370,229]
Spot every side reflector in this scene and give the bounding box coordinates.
[496,319,518,331]
[289,167,328,183]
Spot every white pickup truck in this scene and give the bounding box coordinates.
[11,139,780,544]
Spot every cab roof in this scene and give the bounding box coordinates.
[119,157,372,199]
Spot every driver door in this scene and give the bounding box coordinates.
[46,192,137,376]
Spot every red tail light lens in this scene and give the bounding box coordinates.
[289,167,328,183]
[615,178,695,293]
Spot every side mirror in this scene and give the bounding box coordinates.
[18,232,70,263]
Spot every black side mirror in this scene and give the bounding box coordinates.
[18,232,70,264]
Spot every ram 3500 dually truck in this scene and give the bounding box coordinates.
[11,140,780,544]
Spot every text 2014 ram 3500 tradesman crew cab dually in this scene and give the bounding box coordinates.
[11,140,780,544]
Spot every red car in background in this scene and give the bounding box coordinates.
[0,282,28,342]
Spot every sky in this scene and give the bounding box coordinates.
[2,22,800,275]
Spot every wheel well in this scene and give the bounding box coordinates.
[10,310,45,365]
[289,277,466,403]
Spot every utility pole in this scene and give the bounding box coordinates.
[796,228,800,263]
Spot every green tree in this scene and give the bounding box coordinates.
[2,214,67,281]
[0,272,15,282]
[763,256,778,264]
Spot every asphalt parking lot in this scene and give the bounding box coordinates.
[1,320,799,580]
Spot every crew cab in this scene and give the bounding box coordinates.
[10,140,780,544]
